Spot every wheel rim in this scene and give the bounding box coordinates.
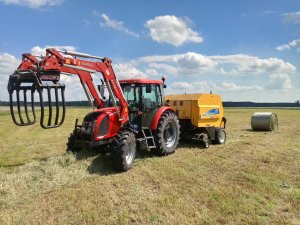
[164,121,177,148]
[126,140,135,165]
[219,130,226,143]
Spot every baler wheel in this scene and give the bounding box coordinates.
[153,111,180,156]
[112,131,136,172]
[215,128,226,144]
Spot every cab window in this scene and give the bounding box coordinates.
[141,84,162,110]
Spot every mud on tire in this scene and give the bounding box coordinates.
[153,111,180,156]
[112,131,136,172]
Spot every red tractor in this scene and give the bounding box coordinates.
[8,48,180,171]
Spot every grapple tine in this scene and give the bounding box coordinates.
[9,92,19,126]
[47,85,53,127]
[31,88,37,123]
[8,72,38,126]
[23,89,31,123]
[59,85,66,126]
[39,89,46,129]
[39,84,65,129]
[54,86,60,125]
[16,89,25,125]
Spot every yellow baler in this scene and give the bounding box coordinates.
[166,93,227,147]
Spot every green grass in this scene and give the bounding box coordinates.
[0,107,299,225]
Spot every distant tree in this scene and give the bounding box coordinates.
[295,100,300,107]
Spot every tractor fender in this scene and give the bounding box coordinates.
[150,106,175,130]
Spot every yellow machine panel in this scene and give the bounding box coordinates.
[165,93,225,128]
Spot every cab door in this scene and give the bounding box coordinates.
[122,84,141,126]
[141,84,163,127]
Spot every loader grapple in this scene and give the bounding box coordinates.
[8,71,66,129]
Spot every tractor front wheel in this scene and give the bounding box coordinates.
[112,131,136,172]
[154,111,180,156]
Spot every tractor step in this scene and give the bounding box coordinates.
[137,128,156,149]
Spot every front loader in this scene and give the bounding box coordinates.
[7,48,180,172]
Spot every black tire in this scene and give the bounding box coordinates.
[215,128,226,144]
[153,111,180,156]
[66,132,81,153]
[112,131,136,172]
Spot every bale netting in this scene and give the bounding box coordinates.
[251,112,278,131]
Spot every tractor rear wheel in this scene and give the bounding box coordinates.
[215,128,226,144]
[66,132,81,153]
[153,111,180,156]
[112,131,136,172]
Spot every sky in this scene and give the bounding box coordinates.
[0,0,300,102]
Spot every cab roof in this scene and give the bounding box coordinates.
[119,79,163,84]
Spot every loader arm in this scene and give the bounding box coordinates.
[8,48,129,128]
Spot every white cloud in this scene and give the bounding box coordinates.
[60,75,86,101]
[0,0,63,8]
[221,82,263,92]
[276,44,290,51]
[262,10,277,15]
[171,81,263,93]
[170,81,217,94]
[0,53,20,101]
[177,52,216,74]
[137,52,215,76]
[210,54,296,75]
[31,45,77,56]
[148,63,178,76]
[138,53,295,77]
[113,63,146,79]
[171,81,194,89]
[145,15,203,46]
[266,73,293,90]
[276,39,300,51]
[100,14,139,38]
[0,53,20,75]
[283,11,300,24]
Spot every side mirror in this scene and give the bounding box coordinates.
[163,84,167,88]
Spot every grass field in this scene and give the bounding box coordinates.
[0,107,299,225]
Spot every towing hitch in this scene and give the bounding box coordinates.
[8,70,66,129]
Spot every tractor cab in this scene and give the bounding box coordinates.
[119,79,165,129]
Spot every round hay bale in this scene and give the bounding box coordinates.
[251,112,278,131]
